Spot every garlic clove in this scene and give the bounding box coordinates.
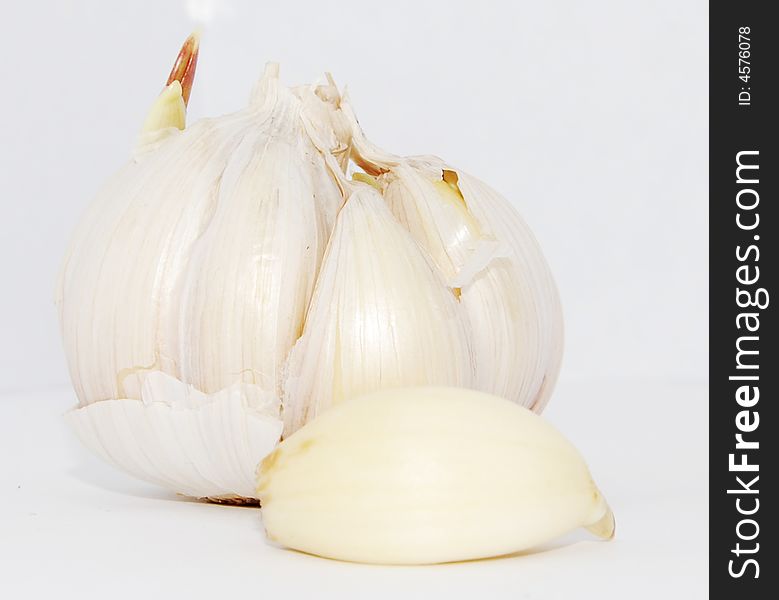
[256,386,613,564]
[381,160,564,412]
[167,109,343,399]
[281,185,475,435]
[67,371,282,500]
[341,98,563,412]
[450,166,564,412]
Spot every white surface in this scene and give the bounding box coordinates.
[1,379,708,599]
[0,2,709,596]
[0,0,707,393]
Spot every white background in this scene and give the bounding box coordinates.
[0,1,708,598]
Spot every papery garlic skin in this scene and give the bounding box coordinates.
[257,386,614,565]
[67,372,282,500]
[346,106,563,412]
[282,185,474,435]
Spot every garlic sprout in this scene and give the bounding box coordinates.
[344,103,563,412]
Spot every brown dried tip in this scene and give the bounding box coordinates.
[166,32,200,106]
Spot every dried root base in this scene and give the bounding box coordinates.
[203,496,260,506]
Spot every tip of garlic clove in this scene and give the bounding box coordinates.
[586,504,616,540]
[351,172,381,191]
[257,387,614,564]
[248,62,282,107]
[140,80,187,133]
[262,62,281,80]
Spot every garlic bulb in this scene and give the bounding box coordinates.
[58,35,346,501]
[344,104,563,412]
[58,35,565,501]
[257,386,614,564]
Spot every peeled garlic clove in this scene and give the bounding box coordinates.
[345,104,563,412]
[281,185,474,435]
[257,386,614,565]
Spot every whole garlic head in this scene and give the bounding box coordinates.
[58,35,564,501]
